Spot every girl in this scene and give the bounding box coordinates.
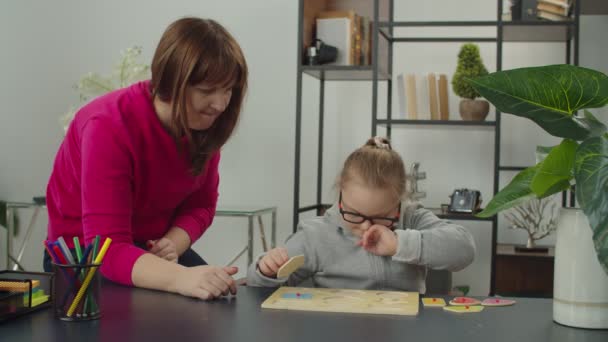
[248,137,475,293]
[44,17,248,300]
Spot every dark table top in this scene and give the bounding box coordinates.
[1,282,607,342]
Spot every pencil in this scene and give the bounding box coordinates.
[66,237,111,317]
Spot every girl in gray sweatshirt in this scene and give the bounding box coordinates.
[247,137,476,293]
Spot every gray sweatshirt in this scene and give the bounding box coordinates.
[247,203,476,294]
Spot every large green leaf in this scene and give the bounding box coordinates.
[469,65,608,140]
[531,139,577,197]
[574,134,608,274]
[476,166,538,218]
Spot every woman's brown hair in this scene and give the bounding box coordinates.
[338,137,407,200]
[150,17,248,174]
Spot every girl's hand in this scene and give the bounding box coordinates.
[173,265,238,300]
[147,238,178,263]
[357,225,398,256]
[258,247,290,278]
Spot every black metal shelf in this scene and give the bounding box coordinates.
[302,65,391,81]
[378,20,574,43]
[294,0,581,297]
[502,22,574,42]
[430,208,495,222]
[377,119,496,127]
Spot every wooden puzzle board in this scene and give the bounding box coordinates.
[261,287,419,316]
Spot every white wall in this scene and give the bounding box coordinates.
[1,1,606,295]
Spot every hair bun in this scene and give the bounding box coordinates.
[365,136,392,150]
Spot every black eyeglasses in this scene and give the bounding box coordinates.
[338,192,401,229]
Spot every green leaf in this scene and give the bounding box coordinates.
[535,145,556,164]
[469,65,608,140]
[576,110,608,138]
[531,139,577,197]
[476,166,538,218]
[574,134,608,274]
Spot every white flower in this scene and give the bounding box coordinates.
[61,46,150,134]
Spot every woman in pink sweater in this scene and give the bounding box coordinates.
[44,17,248,300]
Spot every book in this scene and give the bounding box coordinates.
[316,17,352,65]
[536,0,572,17]
[438,74,450,120]
[427,73,440,120]
[397,74,419,119]
[537,10,570,21]
[537,1,570,16]
[317,10,357,65]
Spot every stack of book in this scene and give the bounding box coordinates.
[397,73,450,121]
[537,0,573,21]
[316,10,371,66]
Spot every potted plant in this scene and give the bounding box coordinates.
[471,64,608,329]
[452,43,490,121]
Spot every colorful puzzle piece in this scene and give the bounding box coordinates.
[443,305,484,313]
[282,292,313,299]
[449,296,481,306]
[481,298,516,307]
[422,297,446,307]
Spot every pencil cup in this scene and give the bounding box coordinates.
[52,262,102,321]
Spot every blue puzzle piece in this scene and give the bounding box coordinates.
[282,293,313,299]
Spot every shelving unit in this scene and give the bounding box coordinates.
[293,0,584,295]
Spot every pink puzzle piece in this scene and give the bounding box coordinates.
[481,298,516,307]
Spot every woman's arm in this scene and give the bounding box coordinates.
[170,152,221,246]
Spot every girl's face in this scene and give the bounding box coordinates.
[339,179,401,237]
[185,82,233,131]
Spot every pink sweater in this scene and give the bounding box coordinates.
[46,81,220,285]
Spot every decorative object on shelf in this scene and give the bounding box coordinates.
[408,162,426,200]
[448,189,482,214]
[472,64,608,329]
[307,39,338,65]
[503,197,557,252]
[511,0,541,21]
[452,43,489,121]
[60,46,150,134]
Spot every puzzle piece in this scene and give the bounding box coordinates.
[443,305,484,313]
[481,298,516,307]
[277,255,305,279]
[449,296,481,306]
[422,297,446,307]
[282,292,313,299]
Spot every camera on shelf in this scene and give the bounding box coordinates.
[307,39,338,65]
[448,188,482,214]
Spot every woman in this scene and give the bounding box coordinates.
[44,17,248,300]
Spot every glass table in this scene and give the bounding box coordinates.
[215,206,277,266]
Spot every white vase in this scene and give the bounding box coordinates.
[553,208,608,329]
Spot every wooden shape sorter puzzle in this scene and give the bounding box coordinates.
[261,287,419,316]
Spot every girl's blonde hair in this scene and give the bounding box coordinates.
[338,137,407,200]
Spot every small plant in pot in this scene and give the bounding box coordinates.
[470,64,608,329]
[452,43,490,121]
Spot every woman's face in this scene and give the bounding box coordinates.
[185,82,233,131]
[339,179,401,237]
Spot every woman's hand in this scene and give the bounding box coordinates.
[147,237,178,263]
[357,225,398,256]
[172,265,238,300]
[258,247,289,278]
